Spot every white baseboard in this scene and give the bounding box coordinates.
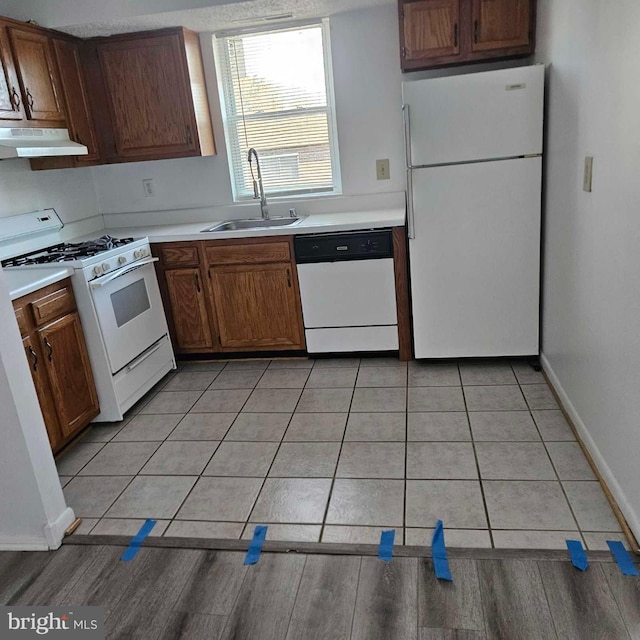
[42,507,76,550]
[0,537,49,551]
[541,353,640,545]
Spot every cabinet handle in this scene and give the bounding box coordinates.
[10,86,20,109]
[44,338,53,362]
[194,272,201,292]
[454,23,458,48]
[474,20,479,43]
[186,125,193,145]
[26,88,34,110]
[286,268,292,288]
[28,346,38,371]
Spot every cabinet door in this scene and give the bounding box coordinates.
[0,25,24,120]
[8,28,65,122]
[471,0,531,51]
[210,263,305,350]
[22,336,63,451]
[401,0,461,64]
[164,268,214,351]
[52,39,100,163]
[97,33,198,159]
[38,313,99,440]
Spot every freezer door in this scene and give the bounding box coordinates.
[409,157,541,358]
[402,65,544,166]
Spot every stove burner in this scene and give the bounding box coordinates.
[1,235,136,267]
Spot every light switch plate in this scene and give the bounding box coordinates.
[583,156,593,192]
[142,179,156,197]
[376,159,390,181]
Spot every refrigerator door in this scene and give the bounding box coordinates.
[409,156,541,358]
[402,65,544,167]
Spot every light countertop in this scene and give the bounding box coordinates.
[4,267,74,301]
[103,208,406,243]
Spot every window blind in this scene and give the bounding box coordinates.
[217,23,340,199]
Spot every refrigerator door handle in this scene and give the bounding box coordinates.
[406,168,416,239]
[402,104,412,168]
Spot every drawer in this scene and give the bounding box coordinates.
[31,284,76,326]
[158,244,200,268]
[205,241,290,265]
[14,305,29,336]
[305,326,399,353]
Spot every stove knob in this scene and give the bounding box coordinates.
[118,256,127,265]
[101,262,110,273]
[93,265,103,277]
[134,249,142,259]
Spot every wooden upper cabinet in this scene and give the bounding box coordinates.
[51,39,100,163]
[8,27,65,122]
[399,0,535,71]
[0,25,24,120]
[37,312,99,440]
[401,0,461,64]
[471,0,531,51]
[94,28,215,162]
[210,262,305,351]
[164,267,214,352]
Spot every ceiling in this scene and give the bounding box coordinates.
[58,0,394,38]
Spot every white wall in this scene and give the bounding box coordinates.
[536,0,640,540]
[0,265,75,549]
[0,160,99,223]
[94,5,406,218]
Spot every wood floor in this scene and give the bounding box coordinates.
[0,540,638,639]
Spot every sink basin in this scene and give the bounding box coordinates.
[202,217,306,232]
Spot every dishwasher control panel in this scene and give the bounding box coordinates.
[294,229,393,263]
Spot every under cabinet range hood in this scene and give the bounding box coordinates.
[0,128,88,159]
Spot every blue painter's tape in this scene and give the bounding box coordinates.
[607,540,640,576]
[121,519,157,562]
[244,526,268,565]
[566,540,588,571]
[378,529,395,563]
[431,520,452,582]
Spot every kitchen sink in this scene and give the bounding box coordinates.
[202,217,306,232]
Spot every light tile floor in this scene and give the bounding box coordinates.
[58,357,628,550]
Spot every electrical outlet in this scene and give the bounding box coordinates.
[376,159,390,181]
[142,179,156,197]
[583,156,593,192]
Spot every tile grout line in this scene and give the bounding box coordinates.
[462,362,496,549]
[318,359,360,543]
[514,361,585,543]
[241,363,320,539]
[164,363,267,539]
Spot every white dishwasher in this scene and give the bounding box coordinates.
[294,230,398,353]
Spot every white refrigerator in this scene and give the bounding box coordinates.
[402,64,544,359]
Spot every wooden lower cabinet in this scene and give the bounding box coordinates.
[164,267,213,351]
[210,262,305,350]
[37,313,99,440]
[22,335,63,450]
[14,279,99,452]
[154,237,306,354]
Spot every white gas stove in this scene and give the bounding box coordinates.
[1,210,175,421]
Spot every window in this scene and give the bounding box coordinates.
[216,21,341,199]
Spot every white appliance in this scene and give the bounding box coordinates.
[0,128,88,159]
[402,64,544,358]
[1,210,175,421]
[295,230,399,353]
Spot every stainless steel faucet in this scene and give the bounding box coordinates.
[247,148,269,220]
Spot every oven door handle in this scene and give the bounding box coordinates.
[89,257,159,289]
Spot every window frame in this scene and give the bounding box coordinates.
[214,19,342,202]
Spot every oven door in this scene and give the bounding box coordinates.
[89,257,168,374]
